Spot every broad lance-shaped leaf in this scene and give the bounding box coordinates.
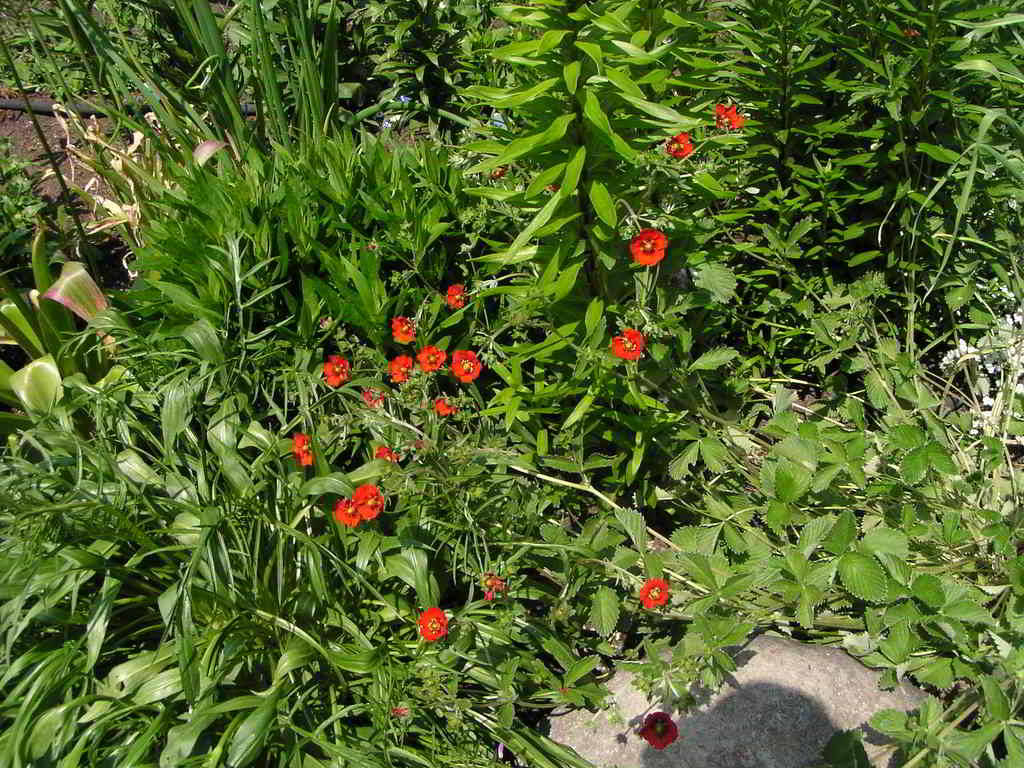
[9,354,62,413]
[0,300,44,352]
[42,262,107,323]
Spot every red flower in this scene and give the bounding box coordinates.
[352,484,385,521]
[611,329,646,361]
[417,345,447,372]
[391,707,410,718]
[363,388,386,408]
[391,316,416,344]
[446,284,467,310]
[418,606,448,642]
[434,397,458,416]
[639,712,679,750]
[715,103,744,131]
[903,27,920,37]
[375,445,400,463]
[451,350,483,383]
[490,165,508,180]
[292,433,313,467]
[665,132,693,159]
[639,578,670,609]
[333,499,361,528]
[629,229,667,266]
[323,354,351,387]
[389,355,414,383]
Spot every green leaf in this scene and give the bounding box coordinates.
[589,586,619,636]
[614,508,648,551]
[618,94,691,125]
[227,691,280,767]
[859,527,909,560]
[911,574,945,608]
[837,552,887,603]
[819,729,872,768]
[692,262,736,302]
[824,510,858,555]
[464,78,560,108]
[181,318,225,365]
[980,675,1010,721]
[582,90,636,159]
[589,181,617,227]
[901,445,929,484]
[563,60,581,94]
[9,354,62,413]
[688,347,738,371]
[942,599,995,625]
[774,461,810,503]
[943,722,1003,764]
[916,142,961,164]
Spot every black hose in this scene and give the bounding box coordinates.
[0,98,258,117]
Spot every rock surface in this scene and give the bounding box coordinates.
[546,634,927,768]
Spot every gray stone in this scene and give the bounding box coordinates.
[545,634,927,768]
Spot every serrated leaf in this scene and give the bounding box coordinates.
[589,587,619,636]
[864,370,889,409]
[614,508,648,551]
[838,552,887,603]
[824,510,857,555]
[980,675,1010,721]
[911,574,945,608]
[943,722,1003,763]
[692,262,736,303]
[774,460,811,503]
[902,445,929,484]
[798,515,835,557]
[942,599,995,625]
[860,527,909,559]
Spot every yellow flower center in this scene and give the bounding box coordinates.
[649,587,661,600]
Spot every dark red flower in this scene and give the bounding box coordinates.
[665,132,693,159]
[904,27,920,37]
[333,499,361,528]
[323,354,351,387]
[434,397,457,416]
[391,706,410,718]
[611,329,646,361]
[418,606,448,642]
[629,229,667,266]
[451,350,482,383]
[446,284,467,310]
[375,445,400,463]
[292,433,313,467]
[483,572,506,601]
[353,484,385,521]
[639,578,670,609]
[391,316,416,344]
[389,355,414,383]
[363,388,386,408]
[490,165,508,180]
[639,712,679,750]
[417,345,447,373]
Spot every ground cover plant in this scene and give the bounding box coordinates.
[1,1,1024,767]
